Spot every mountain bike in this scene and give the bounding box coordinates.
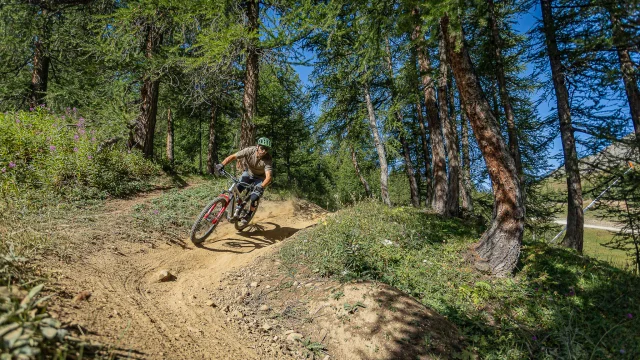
[189,168,260,245]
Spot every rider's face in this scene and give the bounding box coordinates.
[257,145,268,158]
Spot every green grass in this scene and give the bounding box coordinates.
[281,201,640,359]
[583,228,633,269]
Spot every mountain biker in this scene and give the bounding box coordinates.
[215,137,273,228]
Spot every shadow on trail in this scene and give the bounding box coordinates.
[196,221,313,254]
[351,282,462,360]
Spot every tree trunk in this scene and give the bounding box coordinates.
[541,0,584,252]
[364,84,391,206]
[608,8,640,138]
[460,101,474,212]
[166,108,174,164]
[128,24,162,159]
[385,38,420,207]
[441,15,524,276]
[29,37,50,108]
[439,36,460,217]
[416,99,432,205]
[488,0,523,182]
[350,145,372,198]
[412,10,447,214]
[207,102,219,174]
[240,0,259,151]
[400,134,420,207]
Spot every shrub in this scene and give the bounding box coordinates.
[0,108,158,206]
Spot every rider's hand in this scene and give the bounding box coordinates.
[214,163,224,175]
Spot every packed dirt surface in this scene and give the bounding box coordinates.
[42,188,461,359]
[44,195,324,359]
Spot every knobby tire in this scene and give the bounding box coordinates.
[190,197,228,244]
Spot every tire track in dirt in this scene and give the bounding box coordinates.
[48,198,325,359]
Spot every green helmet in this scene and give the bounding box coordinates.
[257,137,272,148]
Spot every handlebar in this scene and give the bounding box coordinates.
[217,168,239,183]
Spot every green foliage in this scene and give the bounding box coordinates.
[281,202,640,358]
[0,109,158,206]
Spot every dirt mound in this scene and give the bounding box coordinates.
[211,255,461,359]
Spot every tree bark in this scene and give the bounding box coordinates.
[364,84,391,206]
[441,15,524,276]
[412,8,447,214]
[128,23,162,159]
[166,108,174,164]
[385,38,420,207]
[400,134,420,207]
[488,0,523,182]
[207,102,219,174]
[350,145,372,198]
[460,101,474,212]
[29,37,50,108]
[608,8,640,138]
[439,36,460,217]
[415,99,432,205]
[240,0,259,151]
[541,0,584,252]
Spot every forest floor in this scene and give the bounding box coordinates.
[39,184,460,359]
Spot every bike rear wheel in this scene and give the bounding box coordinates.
[190,197,228,244]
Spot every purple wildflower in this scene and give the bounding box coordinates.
[8,162,16,168]
[29,107,34,111]
[91,137,96,142]
[73,147,78,152]
[39,104,45,108]
[532,336,537,341]
[49,145,56,152]
[61,115,65,120]
[72,107,77,112]
[15,119,20,124]
[568,290,575,297]
[87,155,93,160]
[74,134,80,141]
[1,168,5,173]
[627,313,633,319]
[153,210,159,215]
[79,129,86,135]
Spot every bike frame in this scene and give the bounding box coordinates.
[204,169,253,224]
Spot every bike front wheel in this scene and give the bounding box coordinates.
[190,197,228,244]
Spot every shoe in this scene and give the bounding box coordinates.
[239,217,249,227]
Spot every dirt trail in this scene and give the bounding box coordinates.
[47,196,323,359]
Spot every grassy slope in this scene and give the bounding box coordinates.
[281,201,640,359]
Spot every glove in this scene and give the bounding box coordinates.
[214,163,224,175]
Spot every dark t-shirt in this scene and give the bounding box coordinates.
[235,146,273,178]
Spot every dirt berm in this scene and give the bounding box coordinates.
[44,195,461,359]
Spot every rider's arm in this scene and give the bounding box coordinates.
[220,154,237,167]
[261,170,272,188]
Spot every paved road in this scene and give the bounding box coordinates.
[553,219,624,232]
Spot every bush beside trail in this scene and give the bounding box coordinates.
[281,201,640,359]
[0,108,159,208]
